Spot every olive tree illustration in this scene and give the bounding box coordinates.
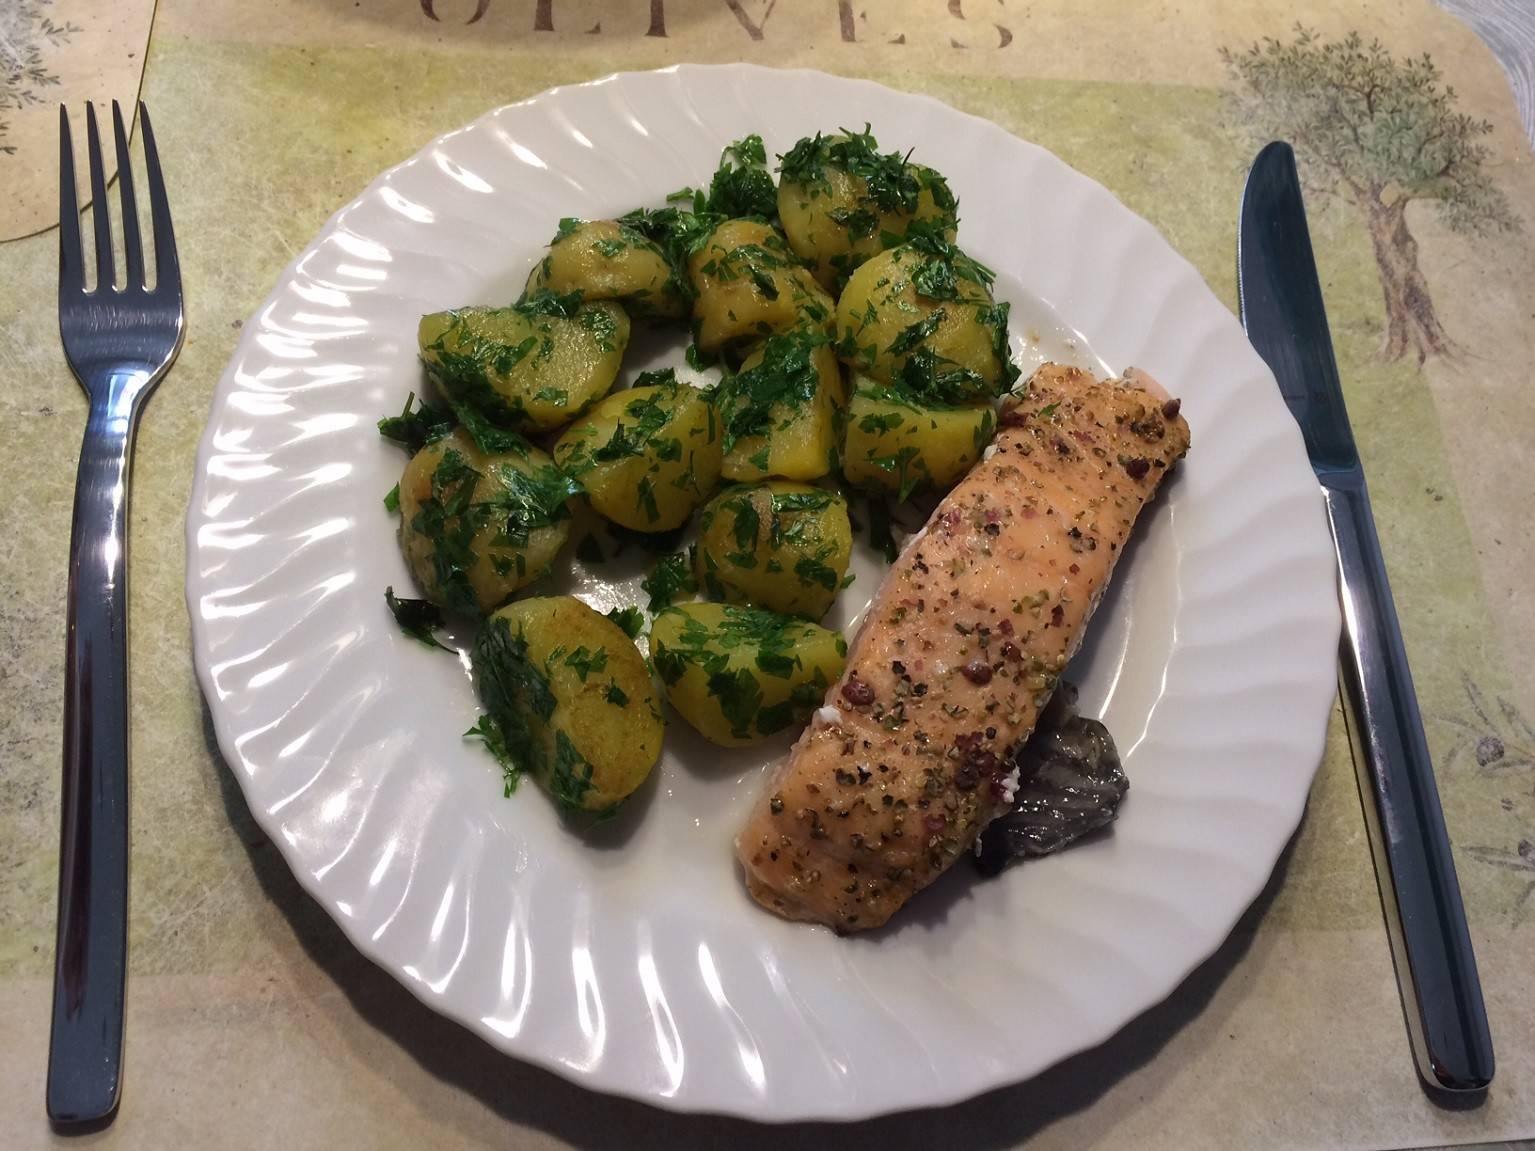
[1223,27,1516,364]
[1,1,78,156]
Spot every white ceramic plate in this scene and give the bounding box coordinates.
[187,65,1340,1121]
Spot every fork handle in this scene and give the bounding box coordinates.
[48,387,140,1129]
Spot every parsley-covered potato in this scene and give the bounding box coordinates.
[419,292,629,435]
[717,328,844,483]
[841,375,996,497]
[397,428,578,615]
[833,237,1017,402]
[776,130,958,291]
[688,219,834,356]
[475,596,663,814]
[524,218,689,322]
[650,603,848,747]
[553,369,722,532]
[695,482,851,620]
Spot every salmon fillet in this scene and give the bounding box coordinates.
[736,363,1191,931]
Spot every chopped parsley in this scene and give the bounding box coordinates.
[911,256,958,300]
[642,551,698,611]
[636,475,660,523]
[483,461,582,547]
[476,616,559,725]
[604,680,630,707]
[403,447,576,613]
[419,310,541,428]
[794,554,840,591]
[559,371,690,485]
[769,489,839,514]
[383,483,400,512]
[605,605,645,638]
[869,444,926,502]
[858,408,905,435]
[716,328,827,454]
[464,713,525,796]
[593,389,674,462]
[778,126,920,215]
[979,301,1021,389]
[886,309,945,357]
[378,391,454,454]
[516,288,585,319]
[866,495,898,563]
[707,666,764,739]
[651,605,836,740]
[616,205,720,296]
[407,448,485,613]
[973,408,997,456]
[727,494,761,552]
[563,645,609,682]
[444,394,533,457]
[754,679,831,737]
[897,344,992,406]
[902,218,994,288]
[549,729,594,810]
[704,133,777,220]
[384,587,452,651]
[471,615,608,814]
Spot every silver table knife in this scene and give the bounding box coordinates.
[1238,141,1494,1092]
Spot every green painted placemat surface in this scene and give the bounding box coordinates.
[1,2,1532,1147]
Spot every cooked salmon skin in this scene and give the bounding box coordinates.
[736,363,1191,931]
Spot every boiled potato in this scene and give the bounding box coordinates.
[717,328,844,483]
[841,376,996,497]
[525,218,689,321]
[398,428,577,615]
[475,596,663,814]
[553,369,722,532]
[777,130,957,290]
[695,482,851,619]
[650,603,847,747]
[688,219,833,356]
[419,294,629,434]
[833,241,1017,401]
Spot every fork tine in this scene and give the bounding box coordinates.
[137,105,180,298]
[58,107,84,297]
[85,103,115,293]
[111,102,144,292]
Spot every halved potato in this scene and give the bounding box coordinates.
[833,241,1015,401]
[398,428,576,615]
[650,602,847,747]
[695,481,851,619]
[688,219,833,356]
[777,130,957,290]
[554,370,722,532]
[717,328,844,483]
[525,218,689,321]
[475,596,663,814]
[419,294,629,434]
[840,376,996,497]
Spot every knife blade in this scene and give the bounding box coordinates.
[1237,141,1494,1093]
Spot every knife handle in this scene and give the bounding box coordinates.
[1323,477,1494,1092]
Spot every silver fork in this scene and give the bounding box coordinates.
[48,100,183,1130]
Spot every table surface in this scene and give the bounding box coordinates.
[2,1,1535,1149]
